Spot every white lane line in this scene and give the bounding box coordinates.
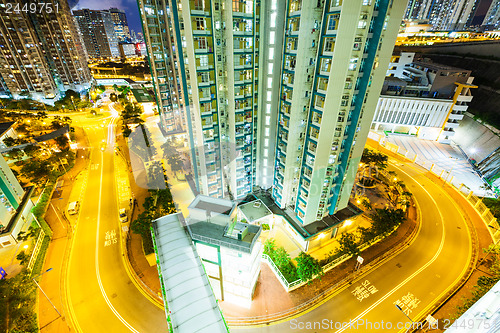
[96,141,140,333]
[335,164,446,333]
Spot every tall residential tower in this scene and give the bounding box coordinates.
[73,9,120,59]
[0,0,91,100]
[140,0,406,226]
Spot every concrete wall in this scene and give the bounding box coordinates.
[453,113,500,164]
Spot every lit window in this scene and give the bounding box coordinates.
[267,91,272,101]
[266,103,271,114]
[268,63,273,73]
[270,31,275,44]
[270,13,276,27]
[265,138,269,146]
[265,128,270,136]
[358,20,367,29]
[266,116,271,125]
[268,48,274,59]
[267,77,272,87]
[264,148,268,156]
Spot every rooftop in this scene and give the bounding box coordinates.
[186,219,261,254]
[238,199,272,223]
[303,202,363,236]
[151,213,228,333]
[411,60,467,73]
[188,195,236,216]
[131,88,154,103]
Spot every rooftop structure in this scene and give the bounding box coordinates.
[151,213,228,333]
[185,195,262,306]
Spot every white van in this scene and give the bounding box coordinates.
[68,201,79,215]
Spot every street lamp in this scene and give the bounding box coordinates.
[70,96,76,112]
[32,268,62,317]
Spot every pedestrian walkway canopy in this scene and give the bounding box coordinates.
[151,213,229,333]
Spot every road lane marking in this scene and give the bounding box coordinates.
[334,163,447,333]
[394,161,473,330]
[96,138,140,333]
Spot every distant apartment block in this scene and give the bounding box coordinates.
[119,43,137,58]
[109,8,131,42]
[73,9,120,59]
[372,56,476,143]
[0,0,91,100]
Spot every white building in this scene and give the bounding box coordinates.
[373,59,476,143]
[186,195,261,308]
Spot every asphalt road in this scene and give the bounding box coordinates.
[235,159,472,333]
[66,109,167,332]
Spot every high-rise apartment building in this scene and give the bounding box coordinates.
[404,0,480,30]
[73,9,120,59]
[109,8,131,42]
[140,0,406,226]
[0,0,91,100]
[483,0,500,29]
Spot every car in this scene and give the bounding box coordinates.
[100,141,106,152]
[119,208,128,223]
[68,201,79,215]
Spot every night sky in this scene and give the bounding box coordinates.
[73,0,143,36]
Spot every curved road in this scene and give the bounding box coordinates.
[235,158,473,332]
[65,109,167,332]
[62,111,473,333]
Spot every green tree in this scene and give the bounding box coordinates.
[167,154,184,176]
[3,136,16,147]
[16,251,30,266]
[6,148,23,160]
[296,252,323,283]
[337,233,360,257]
[54,135,69,151]
[0,270,38,333]
[370,208,406,236]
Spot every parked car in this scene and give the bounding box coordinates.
[119,208,128,223]
[68,201,79,215]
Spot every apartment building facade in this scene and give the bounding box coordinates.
[140,0,406,227]
[0,0,91,100]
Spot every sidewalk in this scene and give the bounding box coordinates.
[39,126,90,333]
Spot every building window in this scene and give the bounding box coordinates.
[195,36,207,49]
[195,17,206,30]
[324,37,335,52]
[327,15,338,30]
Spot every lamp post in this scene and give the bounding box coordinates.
[70,96,76,112]
[32,268,61,317]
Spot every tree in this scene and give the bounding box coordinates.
[296,252,323,283]
[16,251,30,266]
[337,233,360,257]
[54,135,69,151]
[3,136,16,147]
[23,144,41,158]
[17,225,39,242]
[6,148,23,160]
[0,270,38,333]
[167,154,184,176]
[370,208,406,236]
